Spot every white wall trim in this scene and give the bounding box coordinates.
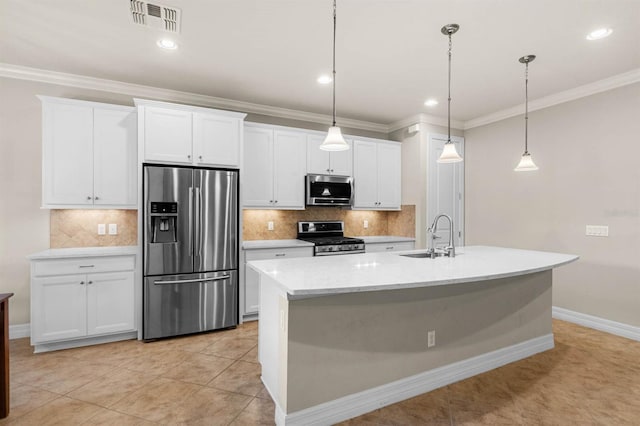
[276,334,553,425]
[388,113,464,133]
[463,68,640,130]
[9,323,30,340]
[553,306,640,342]
[0,62,388,134]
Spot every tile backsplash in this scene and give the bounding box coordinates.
[243,205,415,240]
[50,210,137,248]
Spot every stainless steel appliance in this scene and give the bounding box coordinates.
[143,165,238,340]
[306,174,353,206]
[297,221,365,256]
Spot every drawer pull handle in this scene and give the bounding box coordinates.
[386,246,394,250]
[79,265,95,268]
[275,253,286,257]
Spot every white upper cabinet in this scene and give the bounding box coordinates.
[39,96,137,209]
[143,107,192,164]
[135,99,246,168]
[243,124,306,209]
[306,134,352,176]
[353,138,401,210]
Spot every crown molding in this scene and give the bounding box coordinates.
[463,68,640,130]
[0,62,388,134]
[388,113,464,133]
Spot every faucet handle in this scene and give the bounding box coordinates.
[432,234,442,240]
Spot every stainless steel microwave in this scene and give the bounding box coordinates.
[306,174,353,206]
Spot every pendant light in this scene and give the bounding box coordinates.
[437,24,463,163]
[320,0,349,151]
[514,55,539,172]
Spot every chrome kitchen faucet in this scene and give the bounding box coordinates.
[427,214,456,258]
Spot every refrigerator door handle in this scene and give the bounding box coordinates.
[153,275,231,285]
[188,187,194,256]
[197,187,203,256]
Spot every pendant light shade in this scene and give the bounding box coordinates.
[322,126,349,151]
[437,24,463,164]
[320,0,349,152]
[514,55,538,172]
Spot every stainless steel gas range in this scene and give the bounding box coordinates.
[297,221,365,256]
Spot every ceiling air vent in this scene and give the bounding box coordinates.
[130,0,181,33]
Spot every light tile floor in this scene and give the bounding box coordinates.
[2,320,640,425]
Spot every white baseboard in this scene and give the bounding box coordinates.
[9,323,30,339]
[277,334,554,426]
[553,306,640,342]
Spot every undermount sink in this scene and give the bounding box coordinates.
[400,252,434,258]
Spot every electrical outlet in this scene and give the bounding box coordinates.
[427,330,436,348]
[586,225,608,237]
[108,224,118,235]
[97,224,106,235]
[268,221,274,231]
[363,220,369,229]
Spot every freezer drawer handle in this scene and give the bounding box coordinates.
[78,265,95,268]
[153,275,231,285]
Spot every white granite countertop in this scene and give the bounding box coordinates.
[358,236,415,243]
[242,239,314,250]
[28,246,138,260]
[247,245,578,299]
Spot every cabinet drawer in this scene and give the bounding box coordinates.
[245,247,313,261]
[366,241,415,253]
[33,255,135,277]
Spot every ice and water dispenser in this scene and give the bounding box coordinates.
[149,202,178,243]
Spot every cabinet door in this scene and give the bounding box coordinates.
[93,108,137,206]
[193,113,240,167]
[86,271,135,336]
[329,139,353,176]
[42,102,94,206]
[306,134,331,174]
[243,127,274,207]
[143,107,192,164]
[31,275,87,343]
[377,143,402,209]
[244,265,260,315]
[353,140,378,208]
[273,130,306,209]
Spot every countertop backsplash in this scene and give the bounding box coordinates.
[50,209,137,248]
[243,205,415,240]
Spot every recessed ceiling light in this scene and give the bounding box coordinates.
[586,28,612,40]
[424,99,438,107]
[317,74,333,84]
[157,39,178,50]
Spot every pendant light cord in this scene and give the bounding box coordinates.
[447,32,452,144]
[524,61,529,154]
[332,0,337,127]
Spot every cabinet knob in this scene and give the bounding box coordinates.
[80,281,85,285]
[330,169,334,172]
[269,200,273,203]
[326,168,330,172]
[188,155,191,159]
[94,196,99,201]
[199,155,202,160]
[274,200,278,203]
[87,196,92,200]
[88,281,93,285]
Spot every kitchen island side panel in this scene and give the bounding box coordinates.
[285,270,552,413]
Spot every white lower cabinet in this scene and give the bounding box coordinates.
[243,247,313,316]
[365,241,415,253]
[30,253,136,351]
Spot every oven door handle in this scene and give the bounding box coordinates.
[153,275,231,285]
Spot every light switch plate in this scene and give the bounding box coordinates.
[108,224,118,235]
[268,221,274,231]
[363,220,369,229]
[97,224,106,235]
[586,225,609,237]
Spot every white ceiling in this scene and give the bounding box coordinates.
[1,0,639,126]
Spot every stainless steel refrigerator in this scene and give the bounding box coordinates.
[143,165,238,340]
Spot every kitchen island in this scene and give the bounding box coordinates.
[248,246,578,425]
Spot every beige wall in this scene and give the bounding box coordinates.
[0,77,392,327]
[391,122,463,249]
[286,271,552,412]
[464,83,640,327]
